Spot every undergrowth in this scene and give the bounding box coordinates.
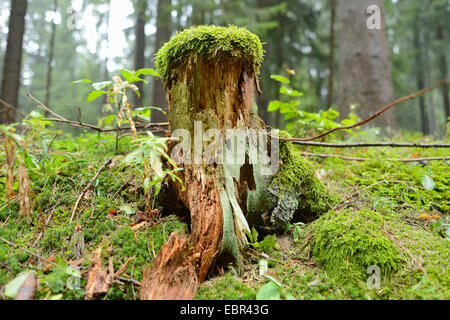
[0,125,449,300]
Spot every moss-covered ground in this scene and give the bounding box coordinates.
[0,130,448,300]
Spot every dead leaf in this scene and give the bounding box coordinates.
[107,209,117,217]
[15,273,38,300]
[419,213,433,221]
[17,162,32,218]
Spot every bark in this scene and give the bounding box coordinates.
[436,24,449,130]
[0,0,27,124]
[413,19,429,135]
[336,0,396,129]
[326,0,336,109]
[44,0,58,115]
[133,0,147,108]
[140,26,330,300]
[151,0,171,123]
[423,32,437,136]
[141,53,262,300]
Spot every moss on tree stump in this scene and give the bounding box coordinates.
[141,26,331,300]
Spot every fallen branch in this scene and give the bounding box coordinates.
[301,152,450,162]
[69,158,112,224]
[297,141,450,149]
[26,93,168,134]
[0,236,55,265]
[271,79,447,142]
[292,141,450,148]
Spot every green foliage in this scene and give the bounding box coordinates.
[268,72,360,139]
[155,25,264,83]
[256,281,281,300]
[123,132,183,198]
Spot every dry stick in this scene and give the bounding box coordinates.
[0,98,28,117]
[34,206,57,245]
[0,236,55,265]
[69,158,112,224]
[378,226,431,281]
[301,152,450,162]
[271,79,448,142]
[292,141,450,148]
[26,93,168,133]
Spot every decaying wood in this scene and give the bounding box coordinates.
[140,233,198,300]
[85,247,111,300]
[141,54,260,299]
[85,247,134,300]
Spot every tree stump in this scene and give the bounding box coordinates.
[141,26,330,300]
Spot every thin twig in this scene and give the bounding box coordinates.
[34,206,57,245]
[301,152,450,162]
[291,141,450,148]
[378,226,431,281]
[0,236,55,265]
[27,93,168,133]
[116,276,141,287]
[271,79,447,142]
[69,158,112,224]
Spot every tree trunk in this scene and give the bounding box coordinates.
[413,18,429,135]
[436,24,449,131]
[423,32,437,136]
[151,0,171,123]
[326,0,336,109]
[0,0,27,124]
[140,26,330,300]
[141,26,266,300]
[133,0,147,108]
[336,0,396,129]
[44,0,58,115]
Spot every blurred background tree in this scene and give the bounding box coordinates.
[0,0,448,136]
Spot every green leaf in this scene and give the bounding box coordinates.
[256,282,281,300]
[120,69,134,82]
[421,175,435,191]
[119,204,135,215]
[92,81,112,91]
[135,68,159,77]
[121,69,142,83]
[270,74,290,84]
[103,114,116,125]
[267,101,281,112]
[5,272,33,299]
[87,90,106,102]
[280,86,303,97]
[71,79,93,86]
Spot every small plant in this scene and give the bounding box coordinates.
[268,71,360,139]
[72,68,182,214]
[1,125,33,220]
[72,68,160,139]
[123,131,183,213]
[244,227,279,253]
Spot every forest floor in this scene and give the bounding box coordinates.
[0,130,449,300]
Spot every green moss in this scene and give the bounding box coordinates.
[307,210,404,283]
[195,273,257,300]
[270,130,332,223]
[155,25,264,83]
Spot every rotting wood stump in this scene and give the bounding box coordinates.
[141,26,331,300]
